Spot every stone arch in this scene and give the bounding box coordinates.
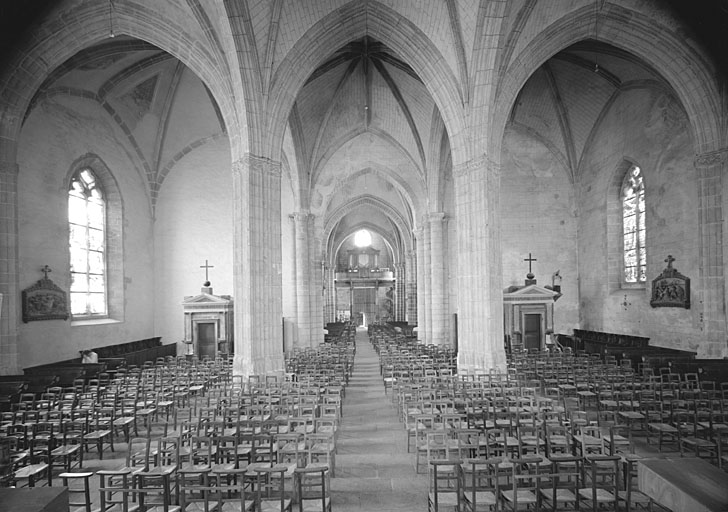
[0,0,245,163]
[264,1,467,167]
[317,162,421,224]
[323,195,413,258]
[332,221,399,267]
[485,3,723,162]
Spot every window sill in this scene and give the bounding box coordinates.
[71,317,120,327]
[620,282,646,291]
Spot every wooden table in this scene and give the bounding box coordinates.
[638,457,728,512]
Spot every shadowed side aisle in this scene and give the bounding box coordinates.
[331,328,428,511]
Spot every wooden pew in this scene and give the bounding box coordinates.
[0,378,28,411]
[23,362,106,390]
[571,329,696,371]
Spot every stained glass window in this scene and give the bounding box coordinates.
[69,168,107,316]
[622,165,646,283]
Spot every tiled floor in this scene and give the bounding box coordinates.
[55,328,693,510]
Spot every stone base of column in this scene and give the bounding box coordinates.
[253,354,286,375]
[233,353,254,379]
[457,349,507,373]
[233,353,286,378]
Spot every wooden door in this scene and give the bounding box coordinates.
[523,314,542,351]
[197,322,216,359]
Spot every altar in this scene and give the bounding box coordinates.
[503,257,561,353]
[182,281,233,359]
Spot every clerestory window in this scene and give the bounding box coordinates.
[68,168,107,317]
[622,165,646,284]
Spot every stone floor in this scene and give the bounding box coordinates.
[56,327,686,510]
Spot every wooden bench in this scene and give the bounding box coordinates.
[23,363,106,390]
[571,329,696,371]
[93,336,176,367]
[0,379,28,412]
[669,359,728,386]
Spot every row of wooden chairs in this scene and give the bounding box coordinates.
[427,454,651,512]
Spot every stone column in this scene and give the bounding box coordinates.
[406,250,417,324]
[311,233,324,343]
[232,154,283,378]
[394,262,406,321]
[0,161,19,375]
[422,219,433,343]
[429,212,449,345]
[414,228,427,343]
[695,150,727,357]
[453,155,507,371]
[323,262,335,324]
[292,212,315,348]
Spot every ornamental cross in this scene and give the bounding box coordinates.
[200,260,214,283]
[524,253,537,274]
[665,255,675,269]
[41,265,52,279]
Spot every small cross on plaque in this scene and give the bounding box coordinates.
[41,265,52,279]
[665,255,675,269]
[200,260,214,286]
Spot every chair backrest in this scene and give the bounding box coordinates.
[582,454,620,508]
[254,465,290,511]
[156,436,181,468]
[294,465,330,512]
[461,457,500,510]
[127,437,153,472]
[428,459,462,512]
[96,469,134,512]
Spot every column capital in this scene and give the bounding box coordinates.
[290,211,314,223]
[232,153,282,177]
[695,148,728,168]
[428,211,447,223]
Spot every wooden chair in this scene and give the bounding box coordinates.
[59,471,94,512]
[540,455,582,512]
[82,406,114,459]
[294,465,331,512]
[210,466,255,511]
[461,457,500,512]
[501,456,545,511]
[304,432,336,477]
[427,458,462,512]
[49,420,84,478]
[136,436,181,508]
[618,457,654,511]
[578,455,620,511]
[253,464,293,512]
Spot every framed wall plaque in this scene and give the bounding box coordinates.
[650,255,690,309]
[22,277,69,322]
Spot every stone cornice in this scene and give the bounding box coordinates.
[695,148,728,168]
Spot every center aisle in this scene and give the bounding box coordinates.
[331,328,428,511]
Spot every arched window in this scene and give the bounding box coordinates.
[69,168,107,317]
[622,165,646,283]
